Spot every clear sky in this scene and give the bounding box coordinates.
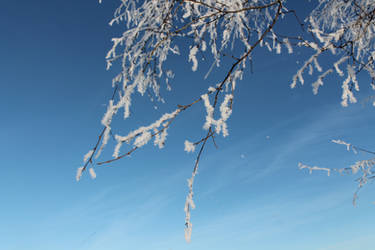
[1,1,375,250]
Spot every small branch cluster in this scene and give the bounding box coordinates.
[79,0,375,243]
[292,0,375,106]
[299,139,375,206]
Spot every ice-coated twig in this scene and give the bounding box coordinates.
[300,139,375,206]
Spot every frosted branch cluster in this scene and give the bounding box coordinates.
[113,109,180,158]
[300,139,375,206]
[298,162,331,176]
[201,93,233,137]
[90,0,283,166]
[80,0,375,243]
[292,0,375,106]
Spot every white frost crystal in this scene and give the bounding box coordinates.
[76,167,84,182]
[298,162,331,176]
[201,93,233,136]
[89,168,97,179]
[81,0,375,242]
[184,140,195,153]
[83,150,94,163]
[189,46,199,71]
[133,131,152,148]
[331,139,351,151]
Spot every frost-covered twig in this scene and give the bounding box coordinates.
[184,128,209,243]
[76,84,119,181]
[293,0,375,105]
[82,0,375,243]
[298,162,331,176]
[82,0,285,242]
[300,139,375,206]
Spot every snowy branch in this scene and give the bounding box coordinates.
[79,0,375,242]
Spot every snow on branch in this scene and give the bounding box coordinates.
[87,0,284,170]
[300,139,375,206]
[184,140,196,153]
[201,93,233,136]
[298,162,331,176]
[80,0,375,242]
[293,0,375,105]
[76,167,84,182]
[331,139,352,151]
[113,109,180,158]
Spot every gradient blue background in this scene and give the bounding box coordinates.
[1,1,375,249]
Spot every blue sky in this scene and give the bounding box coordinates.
[1,1,375,249]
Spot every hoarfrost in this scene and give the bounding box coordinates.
[201,93,233,136]
[83,150,94,163]
[189,46,199,72]
[298,162,331,176]
[82,0,375,242]
[89,168,97,179]
[184,140,195,153]
[283,38,293,54]
[133,131,152,148]
[76,167,84,182]
[331,139,351,151]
